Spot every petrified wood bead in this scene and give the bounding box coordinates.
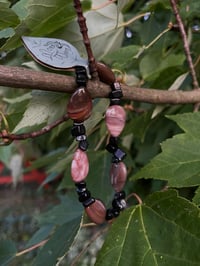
[85,199,106,224]
[110,162,127,191]
[67,88,92,122]
[71,149,89,182]
[105,105,126,137]
[96,62,115,85]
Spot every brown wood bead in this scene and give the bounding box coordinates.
[110,162,127,192]
[96,62,115,85]
[67,88,92,122]
[85,199,106,224]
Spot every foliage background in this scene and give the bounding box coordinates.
[0,0,200,265]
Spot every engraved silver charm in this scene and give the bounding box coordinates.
[22,36,88,71]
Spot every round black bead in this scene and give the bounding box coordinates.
[112,198,126,211]
[75,181,86,191]
[114,191,126,200]
[82,197,95,207]
[78,189,91,202]
[105,208,120,220]
[105,208,115,220]
[78,139,89,151]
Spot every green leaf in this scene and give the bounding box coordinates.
[133,112,200,187]
[0,1,20,30]
[13,91,67,133]
[0,240,16,266]
[33,217,81,266]
[140,53,185,81]
[1,0,91,51]
[95,190,200,266]
[63,0,124,59]
[37,194,83,226]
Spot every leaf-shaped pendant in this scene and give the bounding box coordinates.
[22,36,88,71]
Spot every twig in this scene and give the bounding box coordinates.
[73,0,98,80]
[0,65,200,104]
[170,0,199,91]
[70,227,108,266]
[16,239,48,257]
[0,114,69,141]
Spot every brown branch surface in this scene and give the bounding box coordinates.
[0,65,200,104]
[170,0,199,90]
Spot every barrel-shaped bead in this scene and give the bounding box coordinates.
[67,88,92,122]
[110,162,127,192]
[85,199,106,224]
[105,105,126,137]
[71,149,89,182]
[96,62,115,85]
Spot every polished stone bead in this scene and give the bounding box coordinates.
[67,88,92,122]
[96,62,115,85]
[105,105,126,137]
[85,199,106,224]
[110,162,127,192]
[71,149,89,182]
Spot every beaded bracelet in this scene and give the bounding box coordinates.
[67,63,127,224]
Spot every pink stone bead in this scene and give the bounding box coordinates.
[71,149,89,182]
[85,199,106,224]
[105,105,126,137]
[110,162,127,192]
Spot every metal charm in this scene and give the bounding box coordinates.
[22,36,88,71]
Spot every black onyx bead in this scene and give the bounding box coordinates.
[71,123,86,137]
[105,208,120,220]
[75,181,86,191]
[106,136,118,153]
[78,189,91,202]
[75,66,88,87]
[82,197,95,207]
[78,139,89,151]
[105,208,115,220]
[112,148,126,162]
[109,89,123,100]
[112,198,126,211]
[110,98,121,106]
[114,191,126,200]
[111,82,122,92]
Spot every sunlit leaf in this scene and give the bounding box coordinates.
[95,190,200,266]
[13,91,67,132]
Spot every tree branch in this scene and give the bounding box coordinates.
[170,0,199,90]
[0,65,200,104]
